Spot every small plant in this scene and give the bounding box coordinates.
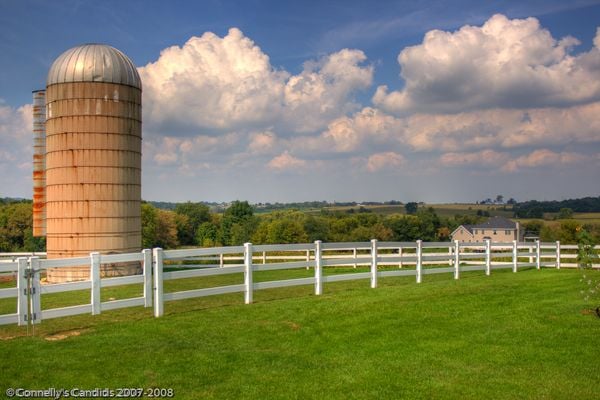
[577,228,600,317]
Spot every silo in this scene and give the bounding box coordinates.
[45,44,142,282]
[32,90,46,237]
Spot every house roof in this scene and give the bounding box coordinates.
[450,225,473,237]
[470,216,517,230]
[451,216,518,237]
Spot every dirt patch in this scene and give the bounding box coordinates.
[0,274,16,283]
[284,321,301,331]
[45,329,87,341]
[581,308,600,318]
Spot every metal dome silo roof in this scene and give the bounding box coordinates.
[47,44,141,89]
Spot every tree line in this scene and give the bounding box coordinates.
[0,201,45,252]
[144,200,480,249]
[513,196,600,218]
[142,201,600,248]
[1,199,598,253]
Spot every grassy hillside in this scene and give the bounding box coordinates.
[320,202,600,224]
[1,268,599,399]
[317,203,514,216]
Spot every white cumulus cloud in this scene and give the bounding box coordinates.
[374,14,600,114]
[501,149,591,172]
[267,151,308,171]
[0,103,32,163]
[439,150,510,167]
[139,28,373,135]
[0,101,34,196]
[402,102,600,152]
[283,49,373,132]
[366,152,406,172]
[248,131,279,155]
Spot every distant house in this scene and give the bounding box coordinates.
[451,216,522,243]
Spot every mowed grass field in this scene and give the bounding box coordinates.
[1,268,599,399]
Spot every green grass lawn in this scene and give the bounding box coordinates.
[1,268,599,399]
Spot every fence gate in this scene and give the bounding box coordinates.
[17,257,41,329]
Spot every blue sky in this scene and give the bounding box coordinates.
[1,0,599,203]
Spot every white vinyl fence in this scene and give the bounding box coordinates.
[0,240,597,326]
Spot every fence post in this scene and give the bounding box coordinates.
[219,253,224,268]
[398,247,403,269]
[454,240,460,280]
[371,239,378,289]
[29,256,41,325]
[555,240,561,269]
[529,244,534,264]
[315,240,323,295]
[448,244,453,266]
[17,257,28,326]
[244,243,253,304]
[536,240,541,270]
[485,239,491,276]
[142,249,152,308]
[416,240,422,283]
[512,240,518,273]
[306,249,310,270]
[91,252,101,315]
[353,247,357,269]
[153,248,164,317]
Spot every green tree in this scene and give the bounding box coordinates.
[416,207,441,241]
[141,203,179,249]
[577,228,598,269]
[268,219,308,244]
[558,220,581,244]
[156,209,179,249]
[349,226,373,241]
[174,213,193,246]
[329,216,360,242]
[303,215,330,242]
[195,221,219,247]
[228,222,255,245]
[224,201,253,221]
[220,201,255,245]
[141,203,159,249]
[174,202,211,245]
[0,202,44,252]
[557,208,574,219]
[577,228,599,313]
[405,202,418,215]
[386,215,421,241]
[539,225,558,242]
[523,220,544,236]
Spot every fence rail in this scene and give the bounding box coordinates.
[0,240,598,326]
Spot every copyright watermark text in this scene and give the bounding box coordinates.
[5,387,174,399]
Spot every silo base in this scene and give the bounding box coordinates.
[46,262,142,283]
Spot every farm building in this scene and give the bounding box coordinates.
[33,44,142,282]
[451,216,522,243]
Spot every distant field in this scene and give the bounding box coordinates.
[573,213,600,223]
[300,204,600,226]
[319,203,514,217]
[1,269,599,399]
